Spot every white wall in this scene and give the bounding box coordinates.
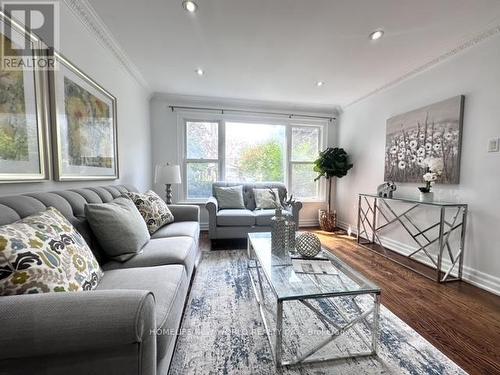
[0,2,152,196]
[336,35,500,294]
[150,93,337,228]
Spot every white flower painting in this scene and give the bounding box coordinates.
[384,96,464,184]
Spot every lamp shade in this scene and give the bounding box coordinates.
[155,164,181,184]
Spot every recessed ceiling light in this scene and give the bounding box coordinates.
[316,81,324,87]
[369,29,384,41]
[195,68,204,76]
[182,0,198,13]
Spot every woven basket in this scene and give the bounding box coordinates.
[319,210,336,232]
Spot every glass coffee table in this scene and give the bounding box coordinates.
[247,232,381,367]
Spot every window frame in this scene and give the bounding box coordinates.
[182,119,223,202]
[288,124,324,202]
[177,112,328,203]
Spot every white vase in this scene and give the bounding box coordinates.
[419,191,434,202]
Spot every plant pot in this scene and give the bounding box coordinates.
[419,191,434,202]
[319,209,336,232]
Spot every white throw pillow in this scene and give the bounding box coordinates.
[254,188,281,209]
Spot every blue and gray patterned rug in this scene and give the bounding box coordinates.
[169,250,466,374]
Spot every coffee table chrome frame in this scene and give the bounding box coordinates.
[247,240,381,368]
[357,194,468,283]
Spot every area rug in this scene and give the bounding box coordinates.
[169,250,466,375]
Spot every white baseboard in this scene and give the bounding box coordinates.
[298,219,320,228]
[337,220,500,296]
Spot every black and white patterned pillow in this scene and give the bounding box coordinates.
[124,191,174,234]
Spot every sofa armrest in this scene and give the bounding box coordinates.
[205,196,218,213]
[205,197,218,239]
[0,290,156,361]
[168,204,200,222]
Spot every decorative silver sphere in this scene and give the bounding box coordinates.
[296,233,322,258]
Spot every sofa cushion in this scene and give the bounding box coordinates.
[254,209,293,226]
[254,188,281,209]
[102,237,197,280]
[216,209,255,226]
[0,207,103,295]
[214,185,245,209]
[211,182,287,210]
[125,191,174,234]
[96,264,188,359]
[151,221,199,242]
[85,197,150,262]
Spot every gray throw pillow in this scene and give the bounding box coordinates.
[214,185,245,209]
[254,188,281,209]
[85,197,150,262]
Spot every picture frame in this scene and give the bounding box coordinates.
[0,13,49,182]
[384,95,464,184]
[49,52,118,181]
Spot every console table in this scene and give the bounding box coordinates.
[357,194,468,283]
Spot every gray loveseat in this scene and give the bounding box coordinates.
[206,182,302,240]
[0,185,200,375]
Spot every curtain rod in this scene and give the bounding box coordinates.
[168,105,336,122]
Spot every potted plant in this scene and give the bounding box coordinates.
[313,147,353,232]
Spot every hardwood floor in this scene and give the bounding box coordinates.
[201,230,500,375]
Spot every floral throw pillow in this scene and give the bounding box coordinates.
[125,191,174,234]
[0,207,103,296]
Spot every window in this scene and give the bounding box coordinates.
[185,121,219,199]
[225,122,286,182]
[290,127,320,199]
[182,117,325,201]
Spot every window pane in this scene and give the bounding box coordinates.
[225,122,285,182]
[187,162,218,199]
[291,163,319,199]
[186,121,218,159]
[291,127,320,162]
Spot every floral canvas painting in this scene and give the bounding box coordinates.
[384,96,464,184]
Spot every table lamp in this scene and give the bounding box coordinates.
[155,163,181,204]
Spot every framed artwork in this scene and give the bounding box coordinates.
[384,95,464,184]
[50,52,118,181]
[0,15,48,182]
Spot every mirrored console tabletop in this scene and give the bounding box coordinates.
[357,193,468,283]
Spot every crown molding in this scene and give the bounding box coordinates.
[63,0,150,90]
[345,23,500,109]
[151,92,340,117]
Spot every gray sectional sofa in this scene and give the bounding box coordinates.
[0,185,200,375]
[206,182,302,240]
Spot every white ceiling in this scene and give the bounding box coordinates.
[87,0,500,108]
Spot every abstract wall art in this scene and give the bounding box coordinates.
[0,15,48,182]
[50,53,118,181]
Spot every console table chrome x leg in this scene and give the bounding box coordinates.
[357,195,467,283]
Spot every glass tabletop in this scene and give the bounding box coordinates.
[248,232,380,301]
[359,193,467,207]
